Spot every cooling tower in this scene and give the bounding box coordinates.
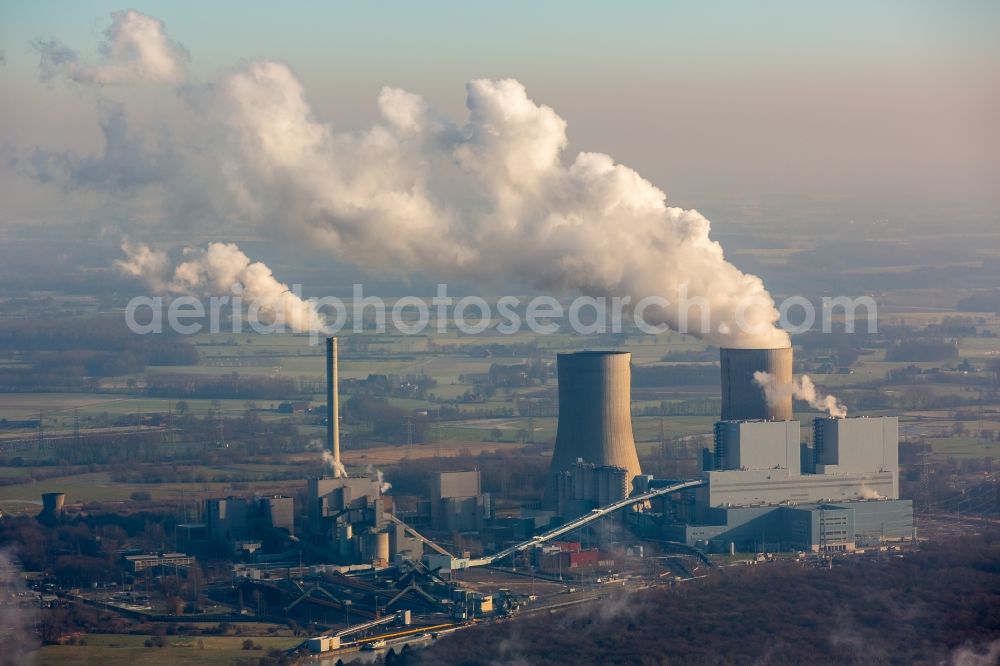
[41,492,65,514]
[38,491,66,525]
[545,351,642,508]
[720,347,793,421]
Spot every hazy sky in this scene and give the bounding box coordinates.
[2,1,998,230]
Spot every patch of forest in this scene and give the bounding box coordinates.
[408,533,1000,665]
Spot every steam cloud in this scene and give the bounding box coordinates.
[116,241,324,333]
[754,371,848,418]
[367,465,392,494]
[859,485,884,500]
[321,450,348,479]
[33,10,790,348]
[36,9,188,84]
[0,549,39,663]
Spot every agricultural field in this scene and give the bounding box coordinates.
[32,633,300,666]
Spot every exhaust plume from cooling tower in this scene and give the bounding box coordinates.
[116,241,325,333]
[38,10,790,348]
[754,371,848,418]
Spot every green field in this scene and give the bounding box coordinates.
[32,634,300,666]
[0,470,304,514]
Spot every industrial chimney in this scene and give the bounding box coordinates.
[720,347,793,421]
[326,337,342,477]
[545,351,642,507]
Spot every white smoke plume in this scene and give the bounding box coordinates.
[115,241,325,333]
[32,10,790,348]
[858,485,884,500]
[366,465,392,494]
[0,549,38,663]
[321,449,348,479]
[754,371,848,418]
[949,640,1000,666]
[36,9,188,84]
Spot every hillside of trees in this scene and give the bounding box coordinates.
[406,533,1000,665]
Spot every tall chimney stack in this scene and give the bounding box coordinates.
[326,337,342,477]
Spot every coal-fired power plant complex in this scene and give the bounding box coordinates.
[178,336,914,657]
[292,338,911,573]
[541,344,913,555]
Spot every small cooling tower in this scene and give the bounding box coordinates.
[41,492,65,514]
[720,347,793,421]
[545,351,642,508]
[37,492,66,525]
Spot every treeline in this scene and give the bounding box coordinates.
[1,411,310,466]
[886,339,960,362]
[631,363,719,387]
[342,395,430,443]
[958,291,1000,314]
[632,398,722,416]
[0,316,198,391]
[409,533,1000,665]
[146,372,299,400]
[0,510,177,583]
[833,387,999,412]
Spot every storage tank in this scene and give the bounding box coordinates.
[545,351,641,508]
[720,347,793,421]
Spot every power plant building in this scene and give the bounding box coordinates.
[713,420,800,473]
[431,471,492,532]
[663,415,911,551]
[813,417,900,495]
[307,475,423,565]
[643,344,914,553]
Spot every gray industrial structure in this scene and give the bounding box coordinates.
[307,475,424,565]
[635,347,915,553]
[720,347,793,421]
[554,461,630,519]
[206,497,249,543]
[654,414,912,552]
[205,495,295,553]
[430,470,492,532]
[545,351,642,508]
[713,420,800,473]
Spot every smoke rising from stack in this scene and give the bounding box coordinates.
[754,371,848,418]
[116,241,324,333]
[38,10,790,349]
[0,550,39,661]
[321,450,348,479]
[366,465,392,494]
